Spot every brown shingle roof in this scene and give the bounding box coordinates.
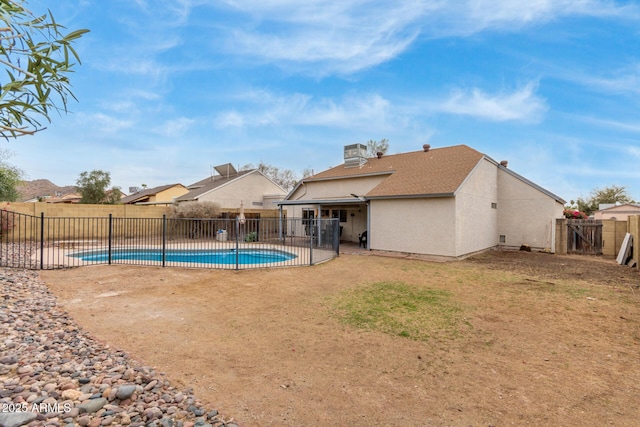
[306,145,485,197]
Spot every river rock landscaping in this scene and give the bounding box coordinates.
[0,266,236,427]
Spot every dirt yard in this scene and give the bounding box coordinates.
[40,249,640,426]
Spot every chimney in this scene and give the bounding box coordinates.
[376,151,383,159]
[423,144,431,152]
[500,160,508,168]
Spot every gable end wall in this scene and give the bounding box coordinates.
[497,169,563,250]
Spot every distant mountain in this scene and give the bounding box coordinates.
[17,179,77,202]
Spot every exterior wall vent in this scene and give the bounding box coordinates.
[344,143,367,168]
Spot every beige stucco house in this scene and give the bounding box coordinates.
[280,144,565,258]
[176,164,287,210]
[593,203,640,221]
[121,184,189,205]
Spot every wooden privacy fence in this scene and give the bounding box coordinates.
[567,219,602,255]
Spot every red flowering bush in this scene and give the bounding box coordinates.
[563,209,588,219]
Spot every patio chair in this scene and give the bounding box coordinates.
[358,231,367,248]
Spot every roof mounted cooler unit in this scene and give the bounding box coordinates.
[344,143,367,168]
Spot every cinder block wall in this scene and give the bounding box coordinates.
[601,219,630,258]
[0,202,170,218]
[555,218,567,255]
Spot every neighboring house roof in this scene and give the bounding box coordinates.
[296,145,564,203]
[598,203,640,211]
[23,192,82,203]
[47,192,82,204]
[120,184,185,204]
[592,203,640,221]
[176,170,256,202]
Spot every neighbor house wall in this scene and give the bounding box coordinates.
[263,194,286,211]
[593,205,640,221]
[196,172,286,209]
[497,169,562,251]
[369,197,456,257]
[454,159,499,256]
[152,186,189,203]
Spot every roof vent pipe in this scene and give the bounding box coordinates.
[376,151,383,159]
[423,144,431,152]
[500,160,508,167]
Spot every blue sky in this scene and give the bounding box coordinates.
[7,0,640,202]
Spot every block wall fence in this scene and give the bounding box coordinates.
[555,216,640,269]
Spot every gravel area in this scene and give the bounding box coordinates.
[0,244,237,427]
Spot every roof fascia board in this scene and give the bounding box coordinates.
[278,198,367,206]
[305,170,394,182]
[366,193,455,200]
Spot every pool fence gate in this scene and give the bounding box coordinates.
[0,210,340,270]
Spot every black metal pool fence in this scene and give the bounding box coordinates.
[0,210,340,270]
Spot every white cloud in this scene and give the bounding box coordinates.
[577,115,640,133]
[213,91,392,130]
[569,63,640,95]
[81,113,135,133]
[436,0,638,35]
[437,82,547,122]
[216,1,430,74]
[628,146,640,159]
[153,117,196,137]
[215,111,246,129]
[209,0,637,75]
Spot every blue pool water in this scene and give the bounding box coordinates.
[70,248,297,265]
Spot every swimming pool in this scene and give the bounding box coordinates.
[69,248,297,265]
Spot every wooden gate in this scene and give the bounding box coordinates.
[567,219,602,255]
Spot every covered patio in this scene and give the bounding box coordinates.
[278,197,369,248]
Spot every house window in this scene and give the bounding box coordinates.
[302,209,315,224]
[499,235,506,243]
[303,209,315,236]
[332,210,347,223]
[491,202,497,209]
